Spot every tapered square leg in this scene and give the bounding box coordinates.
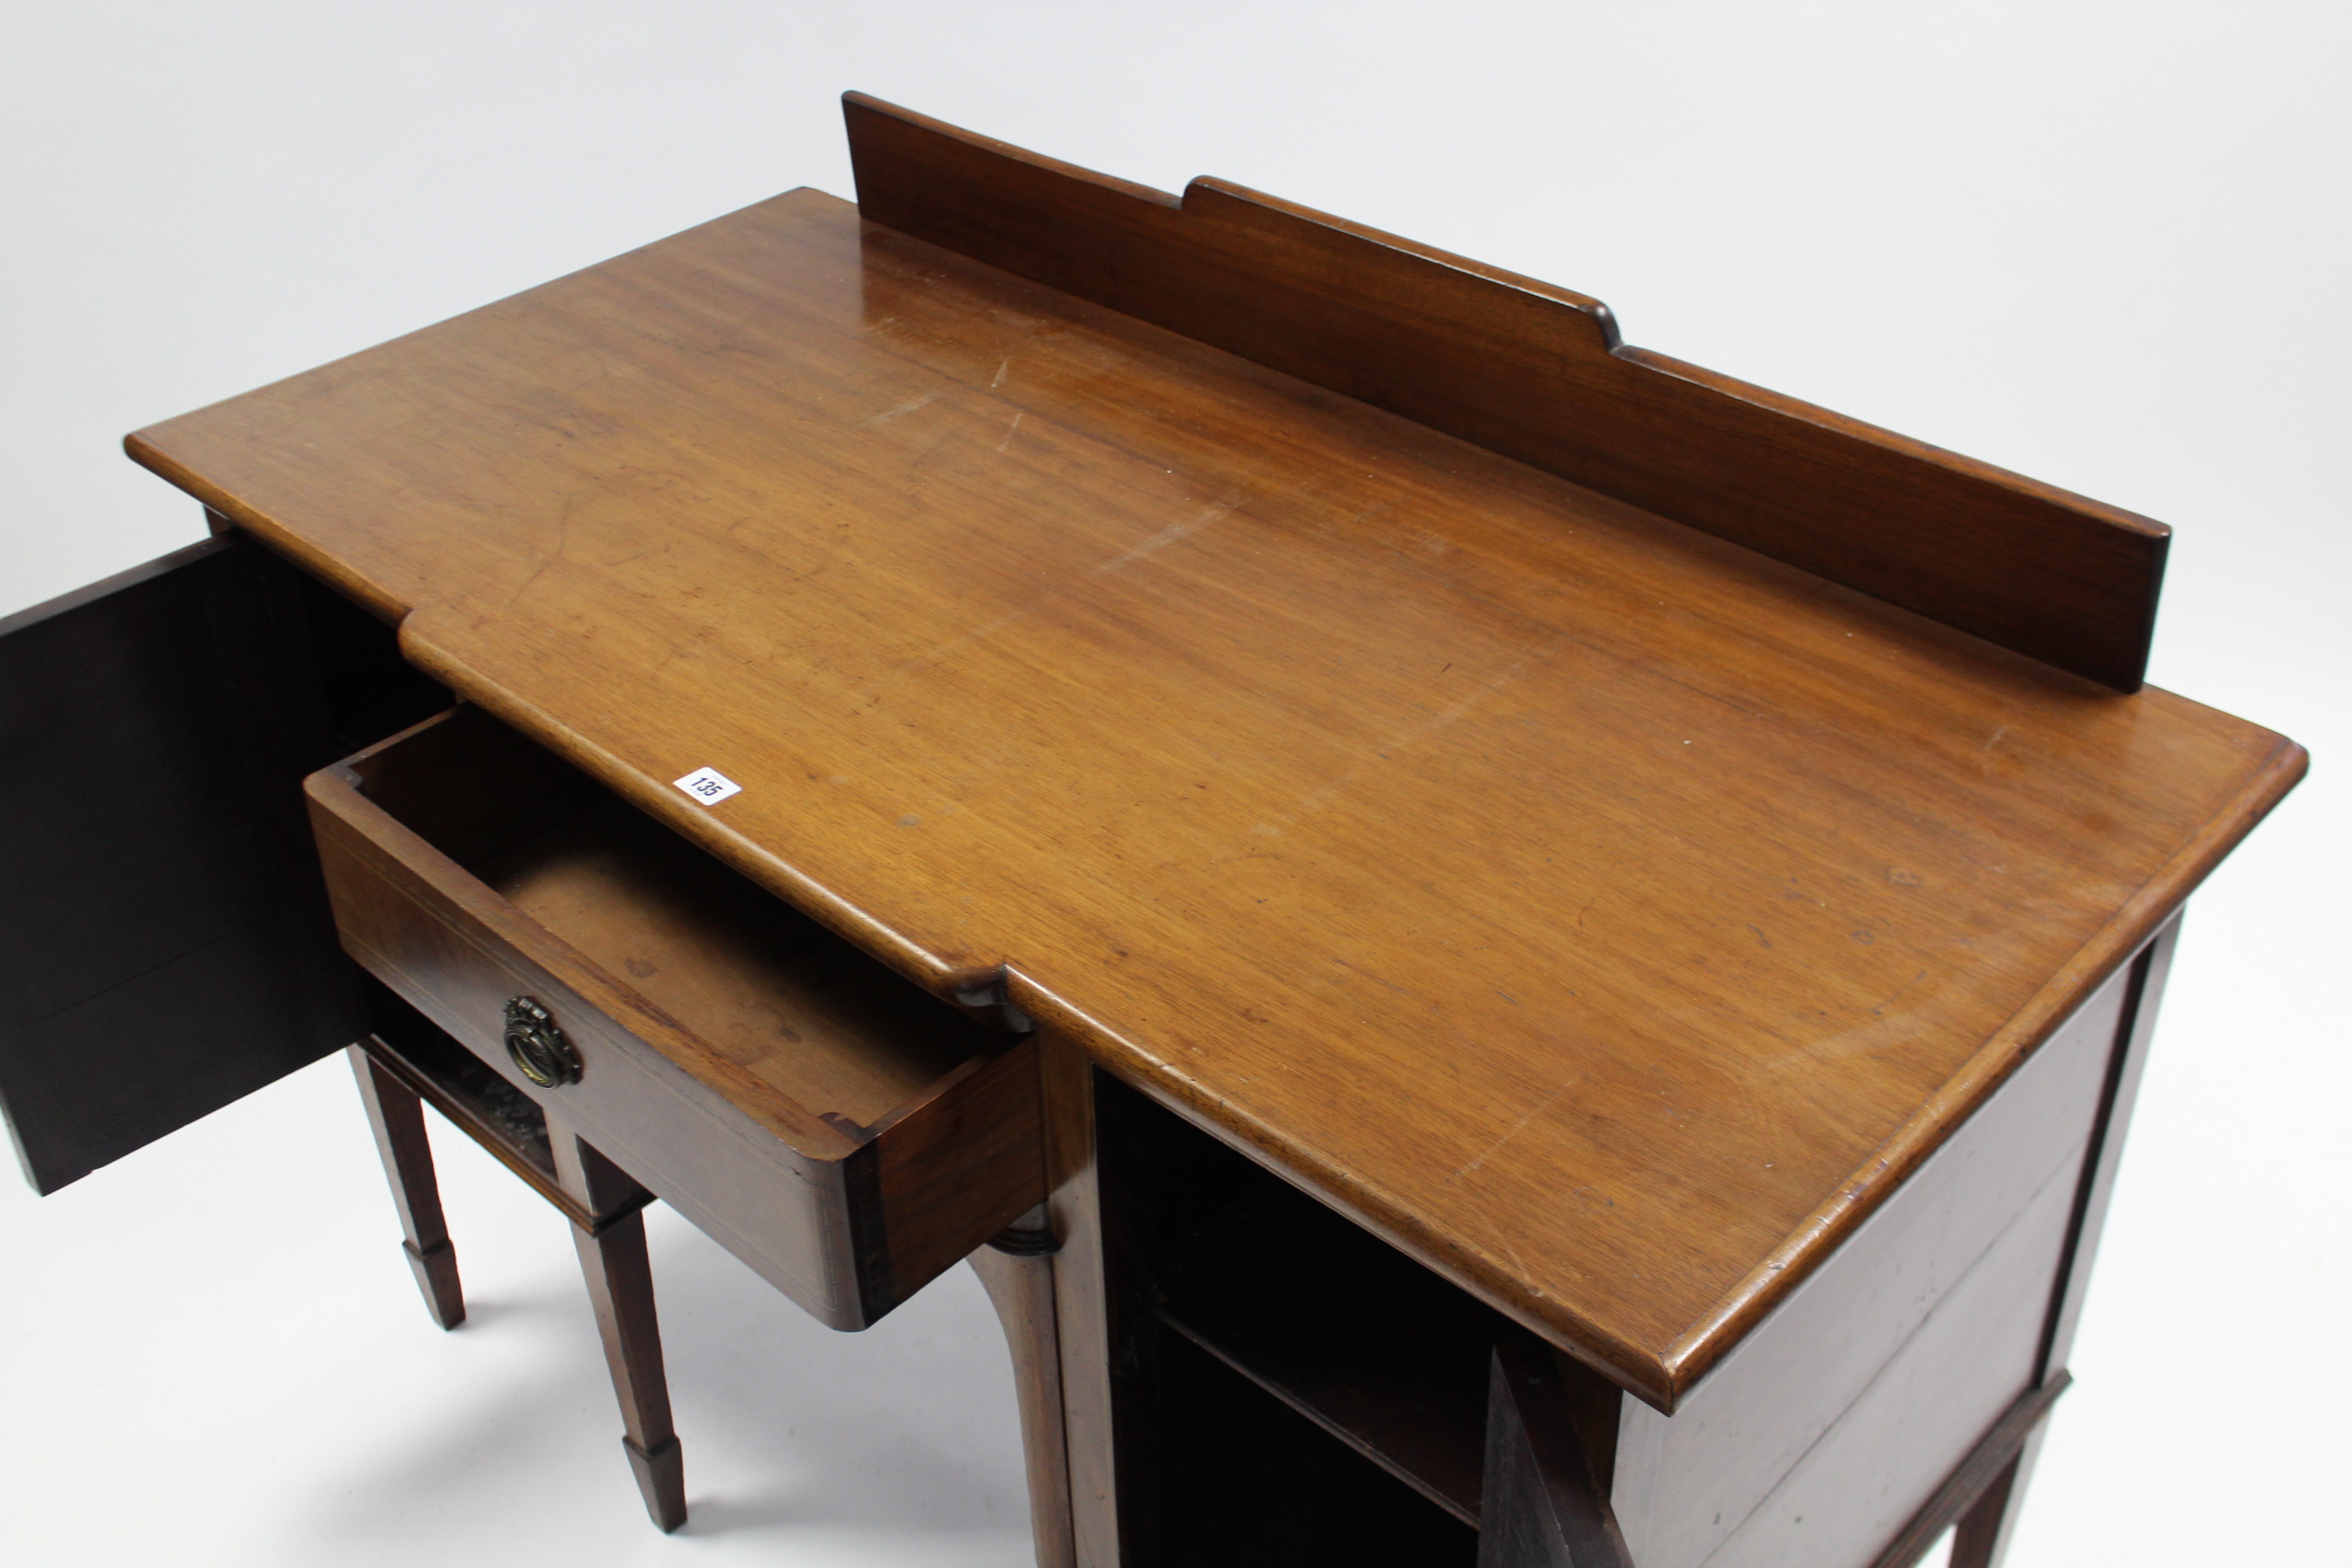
[400,1237,463,1328]
[554,1126,686,1533]
[623,1435,686,1530]
[348,1045,465,1329]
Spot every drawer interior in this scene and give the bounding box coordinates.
[347,705,999,1132]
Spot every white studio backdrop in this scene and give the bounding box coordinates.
[2,5,2344,1565]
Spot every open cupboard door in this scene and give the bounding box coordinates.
[0,531,446,1191]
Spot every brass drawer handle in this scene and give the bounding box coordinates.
[503,995,582,1087]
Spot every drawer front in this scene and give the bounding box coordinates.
[308,773,1043,1328]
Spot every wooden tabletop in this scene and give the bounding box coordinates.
[129,181,2301,1407]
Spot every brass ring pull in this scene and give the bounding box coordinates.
[503,995,582,1087]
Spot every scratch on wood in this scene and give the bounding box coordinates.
[997,410,1024,452]
[1869,968,1932,1017]
[867,392,938,425]
[504,492,575,610]
[1449,1077,1576,1185]
[846,606,1037,717]
[1289,636,1565,816]
[1097,498,1240,573]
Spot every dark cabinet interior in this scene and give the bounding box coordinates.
[1096,1070,1625,1566]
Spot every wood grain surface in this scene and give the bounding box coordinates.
[131,152,2302,1404]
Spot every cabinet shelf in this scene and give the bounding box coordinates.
[1136,1082,1607,1533]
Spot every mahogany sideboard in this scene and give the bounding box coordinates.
[0,95,2304,1567]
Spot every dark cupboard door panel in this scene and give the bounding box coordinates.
[0,532,443,1192]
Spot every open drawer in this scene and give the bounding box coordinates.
[305,705,1043,1328]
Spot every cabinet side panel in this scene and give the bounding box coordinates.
[1611,958,2132,1568]
[1705,1164,2079,1568]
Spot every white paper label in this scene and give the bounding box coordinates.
[672,766,741,806]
